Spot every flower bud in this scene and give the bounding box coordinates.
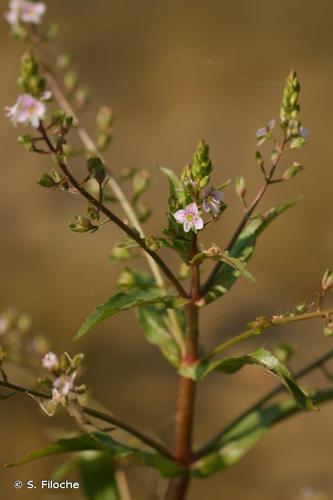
[282,162,303,180]
[235,176,246,199]
[117,269,136,289]
[145,236,160,252]
[38,174,57,188]
[322,269,333,292]
[96,106,113,131]
[57,53,72,70]
[69,216,97,233]
[192,140,212,185]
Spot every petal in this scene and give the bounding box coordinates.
[193,216,204,230]
[203,200,210,212]
[256,127,266,138]
[174,209,186,223]
[186,202,198,216]
[183,220,192,233]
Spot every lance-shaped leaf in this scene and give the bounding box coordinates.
[76,290,186,339]
[136,305,181,367]
[204,198,302,304]
[191,387,333,477]
[6,432,184,478]
[180,348,315,411]
[160,167,186,206]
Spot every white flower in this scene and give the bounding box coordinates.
[5,93,47,128]
[5,0,46,27]
[42,352,59,370]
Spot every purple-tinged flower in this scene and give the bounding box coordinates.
[256,119,275,146]
[174,202,204,233]
[5,0,46,27]
[300,126,309,140]
[203,187,223,214]
[53,372,76,397]
[5,93,47,128]
[42,352,59,371]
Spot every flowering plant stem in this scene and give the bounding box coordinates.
[164,236,200,499]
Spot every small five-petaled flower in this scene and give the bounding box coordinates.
[174,202,204,233]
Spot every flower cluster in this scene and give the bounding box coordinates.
[173,187,223,233]
[5,0,46,28]
[5,92,51,129]
[39,351,86,416]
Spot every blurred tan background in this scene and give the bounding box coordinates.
[1,0,333,498]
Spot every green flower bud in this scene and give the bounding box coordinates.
[96,106,113,131]
[324,324,333,337]
[96,131,112,150]
[64,70,78,94]
[283,162,303,180]
[255,151,264,169]
[18,134,33,151]
[274,342,294,363]
[192,140,212,184]
[69,216,97,233]
[72,353,84,368]
[57,53,72,70]
[322,269,333,292]
[117,269,136,289]
[180,163,192,183]
[38,174,57,188]
[145,236,160,252]
[290,137,306,150]
[235,176,246,199]
[110,245,132,261]
[132,170,151,201]
[280,70,301,128]
[87,157,106,184]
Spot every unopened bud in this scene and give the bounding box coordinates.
[283,162,303,180]
[96,106,113,131]
[69,216,97,233]
[57,53,72,70]
[322,269,333,292]
[235,176,246,198]
[38,174,57,188]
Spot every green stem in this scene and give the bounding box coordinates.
[210,308,333,358]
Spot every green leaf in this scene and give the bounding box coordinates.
[6,432,184,478]
[204,198,302,304]
[136,305,181,367]
[192,388,333,477]
[160,167,186,206]
[76,289,185,339]
[77,453,120,500]
[180,348,315,411]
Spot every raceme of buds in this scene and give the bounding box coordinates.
[18,53,46,97]
[191,140,212,188]
[322,269,333,292]
[5,0,46,29]
[280,70,301,128]
[174,202,204,233]
[235,176,246,199]
[69,216,97,233]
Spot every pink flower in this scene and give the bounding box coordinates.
[174,202,204,233]
[5,93,47,128]
[42,352,59,371]
[53,372,76,397]
[5,0,46,27]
